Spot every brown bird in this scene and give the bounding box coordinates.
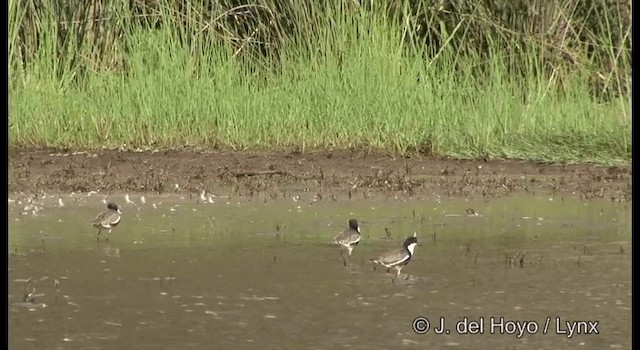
[93,203,122,241]
[370,233,418,283]
[332,219,361,266]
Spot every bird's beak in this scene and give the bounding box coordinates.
[118,209,122,214]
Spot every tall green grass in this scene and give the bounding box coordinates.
[9,0,631,164]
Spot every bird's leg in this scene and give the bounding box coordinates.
[391,267,402,284]
[335,246,343,266]
[345,247,353,266]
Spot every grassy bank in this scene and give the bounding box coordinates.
[9,0,631,164]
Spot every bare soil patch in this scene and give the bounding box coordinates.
[9,148,631,200]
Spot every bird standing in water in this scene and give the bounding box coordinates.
[332,219,361,266]
[93,203,122,242]
[370,233,418,283]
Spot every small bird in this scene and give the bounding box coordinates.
[92,203,122,241]
[369,233,418,283]
[332,219,361,266]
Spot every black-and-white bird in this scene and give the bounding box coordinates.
[92,203,122,241]
[332,219,361,266]
[369,233,418,283]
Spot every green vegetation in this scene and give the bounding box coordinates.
[9,0,631,164]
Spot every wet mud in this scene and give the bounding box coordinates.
[9,148,631,200]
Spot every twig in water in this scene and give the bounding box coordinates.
[232,170,288,177]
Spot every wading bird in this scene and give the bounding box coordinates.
[369,233,418,283]
[93,203,122,242]
[332,219,361,266]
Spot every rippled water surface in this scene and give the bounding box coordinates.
[8,192,631,349]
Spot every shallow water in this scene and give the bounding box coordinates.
[9,192,631,349]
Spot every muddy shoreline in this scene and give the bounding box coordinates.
[9,148,631,200]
